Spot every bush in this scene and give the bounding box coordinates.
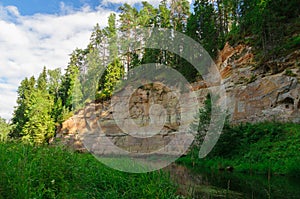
[184,100,300,176]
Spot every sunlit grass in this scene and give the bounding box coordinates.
[0,142,179,198]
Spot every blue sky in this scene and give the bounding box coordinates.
[1,0,73,15]
[0,0,124,15]
[0,0,192,120]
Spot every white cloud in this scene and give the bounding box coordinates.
[0,5,113,120]
[6,6,20,17]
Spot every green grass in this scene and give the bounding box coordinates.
[0,142,179,199]
[178,122,300,177]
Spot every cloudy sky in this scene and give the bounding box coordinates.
[0,0,193,120]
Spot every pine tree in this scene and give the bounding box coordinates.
[100,59,124,99]
[36,66,47,91]
[157,0,171,28]
[11,76,36,138]
[60,51,83,110]
[22,89,55,144]
[47,68,63,124]
[106,13,118,60]
[170,0,190,32]
[119,4,139,74]
[21,68,55,145]
[187,0,219,57]
[138,2,157,28]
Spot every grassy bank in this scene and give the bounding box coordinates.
[178,122,300,176]
[0,143,179,199]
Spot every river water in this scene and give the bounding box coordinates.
[165,164,300,199]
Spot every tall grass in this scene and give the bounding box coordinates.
[0,142,178,199]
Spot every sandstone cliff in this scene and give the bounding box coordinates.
[56,43,300,152]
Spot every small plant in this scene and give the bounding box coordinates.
[284,69,297,77]
[247,74,257,83]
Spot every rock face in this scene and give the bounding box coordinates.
[57,83,202,153]
[217,43,300,123]
[57,43,300,152]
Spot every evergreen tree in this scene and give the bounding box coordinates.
[21,89,55,144]
[84,48,104,101]
[119,3,139,74]
[106,13,118,60]
[170,0,190,32]
[47,68,62,99]
[188,0,219,57]
[11,76,36,138]
[138,2,157,28]
[0,117,10,142]
[60,51,83,110]
[47,68,63,124]
[157,0,171,28]
[36,66,47,91]
[22,69,55,144]
[100,59,124,99]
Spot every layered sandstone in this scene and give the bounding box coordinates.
[56,43,300,152]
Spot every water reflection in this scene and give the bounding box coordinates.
[165,164,300,198]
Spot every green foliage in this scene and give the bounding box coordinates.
[170,0,190,32]
[12,68,56,145]
[238,0,299,57]
[182,122,300,176]
[187,0,219,58]
[21,90,55,145]
[191,94,212,151]
[47,68,62,99]
[11,76,36,138]
[284,69,297,77]
[99,59,124,99]
[0,143,178,198]
[0,117,10,142]
[63,52,84,111]
[138,1,157,27]
[36,66,47,90]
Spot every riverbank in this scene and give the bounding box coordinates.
[177,122,300,176]
[166,163,300,198]
[0,142,179,198]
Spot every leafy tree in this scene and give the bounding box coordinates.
[89,23,103,49]
[0,117,10,142]
[47,68,62,99]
